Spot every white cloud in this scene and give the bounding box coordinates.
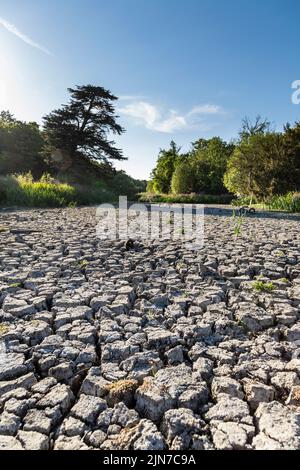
[118,99,225,133]
[0,16,52,55]
[188,104,224,116]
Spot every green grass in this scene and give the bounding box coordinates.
[265,192,300,213]
[0,173,129,208]
[252,280,275,292]
[0,174,77,207]
[0,170,146,208]
[138,192,234,204]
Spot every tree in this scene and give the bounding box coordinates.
[171,161,195,194]
[224,132,285,199]
[190,137,234,194]
[150,141,181,193]
[239,115,271,141]
[0,111,46,176]
[43,85,126,165]
[282,122,300,192]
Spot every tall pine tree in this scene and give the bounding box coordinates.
[43,85,126,164]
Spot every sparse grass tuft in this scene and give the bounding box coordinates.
[79,260,89,269]
[0,324,9,336]
[107,379,138,393]
[252,280,275,292]
[8,282,22,288]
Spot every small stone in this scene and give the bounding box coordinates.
[192,357,213,380]
[0,353,27,381]
[253,401,300,449]
[161,408,204,444]
[165,346,184,365]
[211,422,255,450]
[243,380,275,410]
[286,386,300,406]
[23,409,52,435]
[211,377,244,400]
[71,395,107,424]
[0,435,23,450]
[178,384,209,411]
[205,396,252,425]
[17,430,49,450]
[0,412,20,435]
[54,435,89,450]
[59,416,88,437]
[37,384,74,413]
[111,419,166,450]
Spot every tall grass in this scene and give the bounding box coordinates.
[0,172,137,207]
[266,192,300,213]
[0,173,77,207]
[138,192,234,204]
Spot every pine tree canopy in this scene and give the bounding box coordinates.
[43,85,126,162]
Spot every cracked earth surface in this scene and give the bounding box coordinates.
[0,206,300,450]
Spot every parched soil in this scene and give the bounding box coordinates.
[0,206,300,450]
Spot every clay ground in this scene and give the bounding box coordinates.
[0,206,300,450]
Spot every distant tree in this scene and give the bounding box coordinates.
[191,137,234,194]
[111,170,146,199]
[282,122,300,191]
[0,111,46,176]
[224,132,285,199]
[150,141,181,193]
[239,115,271,141]
[171,161,195,194]
[43,85,126,165]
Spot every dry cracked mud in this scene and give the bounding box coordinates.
[0,206,300,450]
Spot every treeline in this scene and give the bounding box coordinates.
[147,117,300,202]
[0,85,147,206]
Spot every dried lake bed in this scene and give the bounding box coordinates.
[0,205,300,450]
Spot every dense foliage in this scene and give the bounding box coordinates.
[149,137,234,196]
[148,116,300,209]
[0,111,47,177]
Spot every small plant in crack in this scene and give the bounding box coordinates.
[232,209,245,238]
[274,250,285,257]
[0,324,9,336]
[79,260,89,270]
[8,282,22,288]
[278,277,289,284]
[252,279,275,292]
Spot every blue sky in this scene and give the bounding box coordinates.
[0,0,300,179]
